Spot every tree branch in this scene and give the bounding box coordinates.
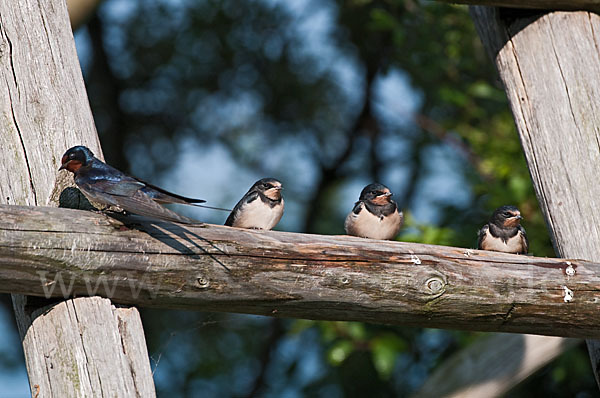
[244,318,285,398]
[303,69,379,233]
[1,204,598,339]
[87,13,130,171]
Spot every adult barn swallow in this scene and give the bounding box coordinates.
[344,183,403,240]
[59,145,205,224]
[477,205,528,254]
[225,178,284,230]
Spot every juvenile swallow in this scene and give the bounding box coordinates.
[225,178,284,230]
[59,145,205,224]
[344,183,403,240]
[477,205,528,254]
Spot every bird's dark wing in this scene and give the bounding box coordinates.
[225,191,259,226]
[134,177,206,204]
[85,159,205,204]
[115,192,196,223]
[78,179,196,224]
[77,160,147,198]
[107,190,196,224]
[477,224,489,250]
[518,225,529,254]
[82,177,146,198]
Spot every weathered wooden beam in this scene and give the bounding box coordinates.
[413,334,579,397]
[0,0,155,395]
[0,204,598,338]
[470,6,600,388]
[439,0,600,12]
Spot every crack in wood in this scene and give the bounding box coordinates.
[116,316,141,398]
[36,0,57,70]
[548,18,585,139]
[0,26,38,205]
[69,302,97,395]
[502,303,517,324]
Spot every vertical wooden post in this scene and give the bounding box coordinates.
[0,0,155,396]
[470,7,600,387]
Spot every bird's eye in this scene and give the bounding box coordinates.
[69,153,75,159]
[503,212,512,217]
[263,183,271,189]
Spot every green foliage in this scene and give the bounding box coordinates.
[371,333,407,379]
[401,212,460,246]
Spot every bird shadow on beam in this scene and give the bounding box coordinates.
[105,212,232,273]
[57,186,230,271]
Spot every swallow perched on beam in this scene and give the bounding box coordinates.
[225,178,284,230]
[477,205,528,254]
[59,145,206,224]
[344,183,403,240]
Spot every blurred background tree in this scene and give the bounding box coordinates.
[0,0,597,396]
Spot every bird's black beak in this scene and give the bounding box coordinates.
[515,215,523,220]
[58,163,66,171]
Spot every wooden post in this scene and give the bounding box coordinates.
[470,6,600,387]
[413,334,579,398]
[0,0,155,396]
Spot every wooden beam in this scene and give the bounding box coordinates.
[439,0,600,12]
[0,0,155,395]
[413,334,579,397]
[470,6,600,388]
[1,204,598,338]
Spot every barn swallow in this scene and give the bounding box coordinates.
[344,183,403,240]
[59,145,206,224]
[477,205,528,254]
[225,178,284,230]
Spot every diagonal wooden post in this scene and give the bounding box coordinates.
[0,0,155,395]
[470,6,600,388]
[413,334,579,398]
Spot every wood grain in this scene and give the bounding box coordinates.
[1,204,599,338]
[471,6,600,388]
[0,0,155,396]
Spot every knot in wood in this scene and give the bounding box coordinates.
[340,276,350,285]
[426,277,445,294]
[196,276,210,289]
[565,264,575,277]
